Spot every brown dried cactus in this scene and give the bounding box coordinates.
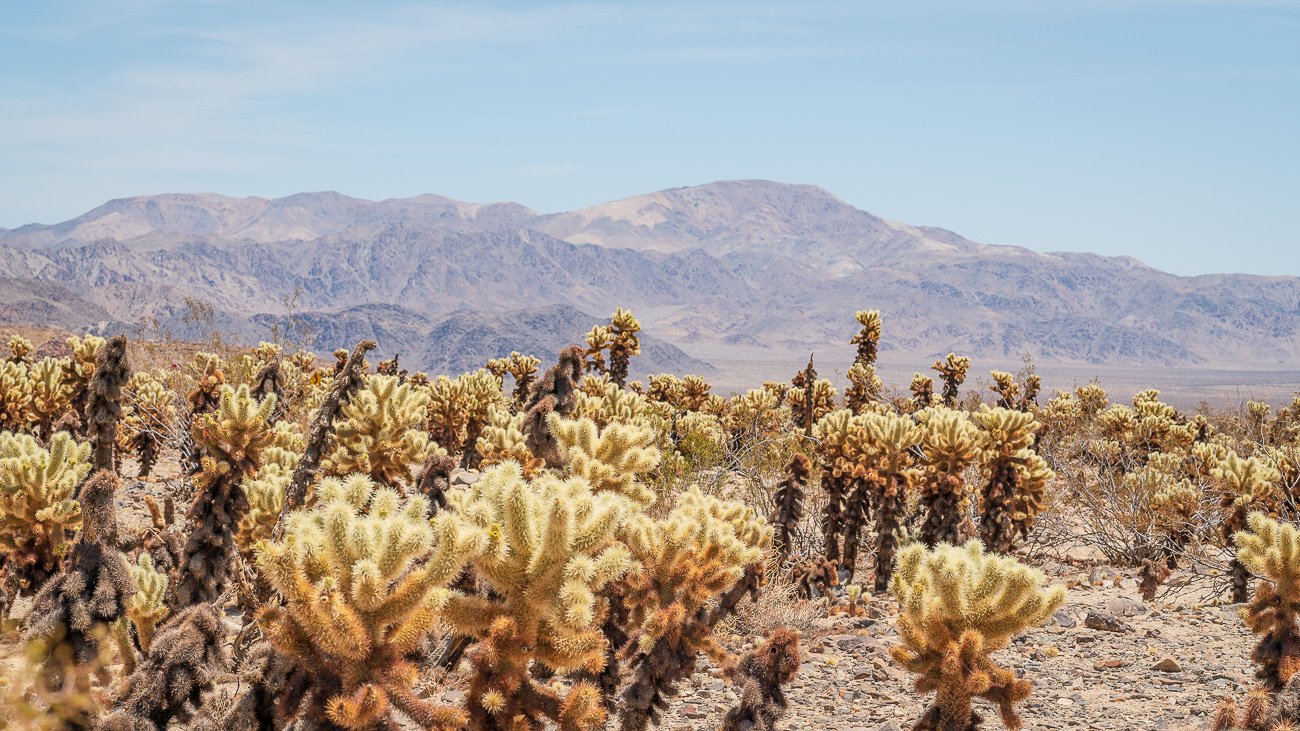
[772,452,810,563]
[23,470,134,699]
[85,335,130,475]
[521,344,584,467]
[721,628,802,731]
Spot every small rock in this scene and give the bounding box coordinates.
[1153,657,1183,673]
[1107,597,1148,617]
[1085,611,1133,633]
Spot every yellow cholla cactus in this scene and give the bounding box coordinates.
[916,408,983,546]
[257,474,481,730]
[618,487,772,730]
[118,371,177,478]
[0,431,91,593]
[972,406,1052,554]
[584,324,614,376]
[192,384,277,473]
[861,411,923,590]
[1233,513,1300,690]
[425,370,503,462]
[327,374,434,485]
[0,361,32,431]
[7,335,33,364]
[444,463,631,730]
[124,553,169,652]
[476,406,544,475]
[850,309,882,367]
[890,540,1066,731]
[844,361,883,413]
[931,353,971,407]
[27,357,70,435]
[550,414,660,506]
[1218,453,1283,602]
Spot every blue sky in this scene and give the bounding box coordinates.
[2,0,1298,276]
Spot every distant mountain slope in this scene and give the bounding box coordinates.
[2,180,1297,375]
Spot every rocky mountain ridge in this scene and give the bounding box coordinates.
[2,180,1296,379]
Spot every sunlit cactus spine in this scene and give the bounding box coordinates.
[911,373,936,410]
[476,406,545,476]
[863,412,922,592]
[125,553,169,653]
[7,334,33,365]
[1233,513,1300,691]
[255,474,481,730]
[608,307,642,388]
[0,360,32,432]
[29,357,71,438]
[931,353,971,408]
[890,540,1066,731]
[120,372,178,479]
[550,414,660,505]
[326,373,435,485]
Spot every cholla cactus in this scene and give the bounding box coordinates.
[789,356,835,437]
[522,345,584,467]
[125,553,169,653]
[8,334,33,364]
[584,324,613,376]
[851,309,882,367]
[772,453,811,563]
[256,475,480,730]
[862,412,922,592]
[0,360,32,432]
[326,374,435,485]
[1220,454,1283,603]
[550,414,660,505]
[101,604,226,731]
[618,488,772,731]
[29,357,71,438]
[23,470,134,696]
[486,351,541,408]
[890,540,1066,731]
[845,361,883,413]
[477,406,545,476]
[0,431,91,598]
[917,408,982,547]
[85,335,130,473]
[813,409,869,566]
[989,371,1021,410]
[443,463,632,731]
[608,307,642,388]
[972,406,1053,554]
[1233,513,1300,691]
[911,373,936,410]
[721,628,801,731]
[63,335,105,424]
[173,384,276,608]
[120,372,178,479]
[1076,383,1108,420]
[931,353,971,408]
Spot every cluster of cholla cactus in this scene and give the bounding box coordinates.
[0,431,92,604]
[845,310,884,412]
[1220,454,1284,603]
[789,356,836,438]
[119,372,178,478]
[425,369,502,467]
[989,369,1041,411]
[890,540,1066,731]
[256,475,481,729]
[326,373,440,484]
[486,351,541,407]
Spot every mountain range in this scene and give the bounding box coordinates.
[2,180,1297,385]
